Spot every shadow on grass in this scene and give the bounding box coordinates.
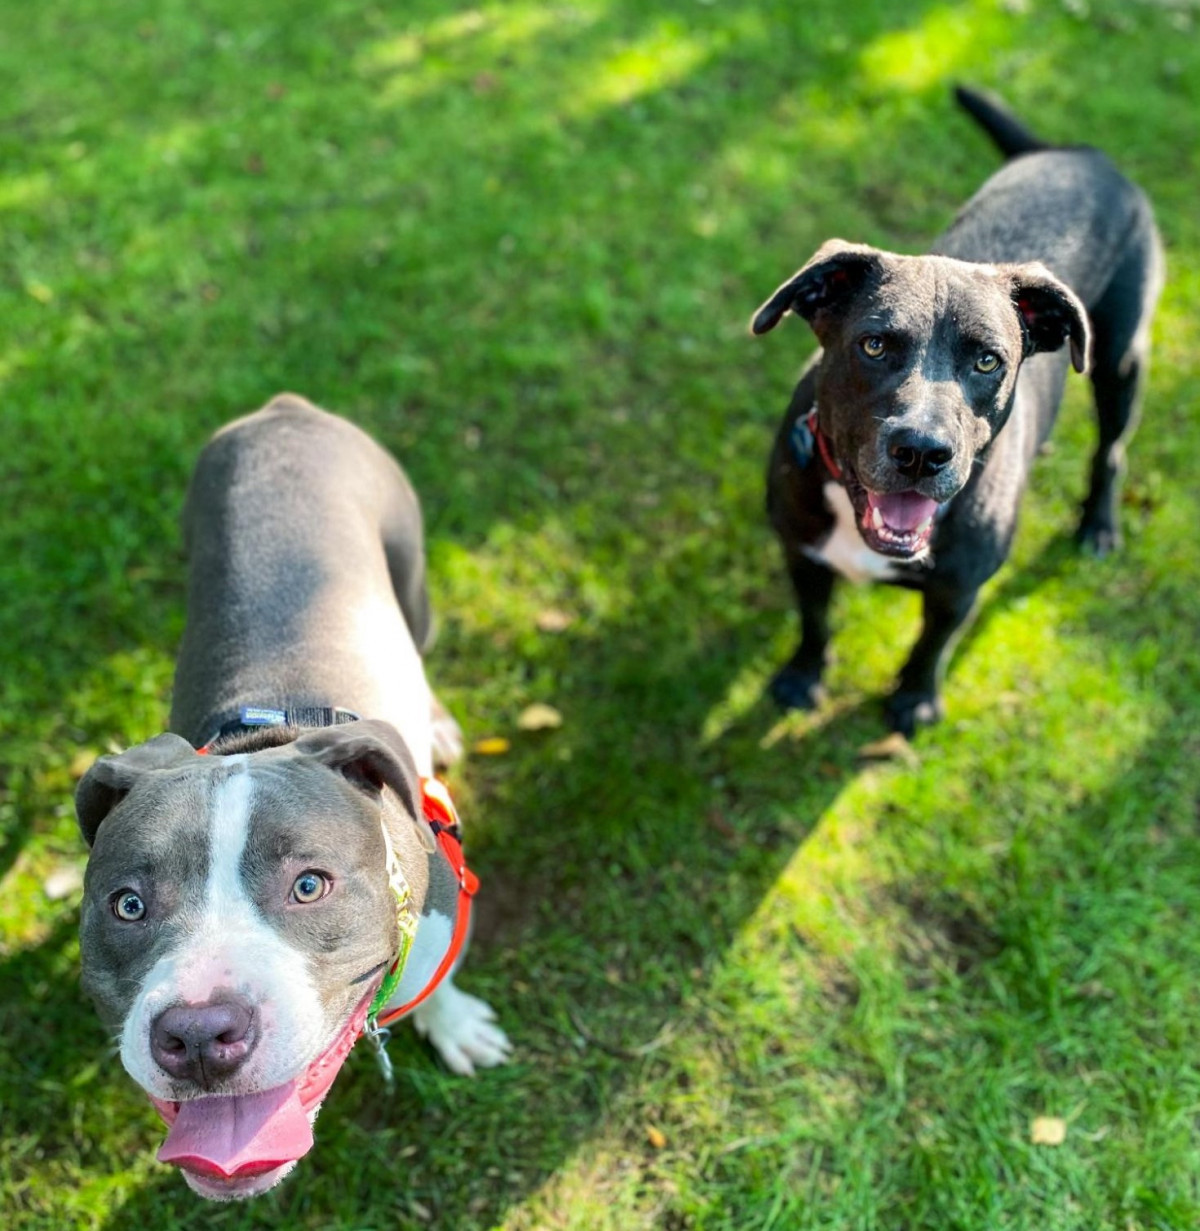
[47,559,1189,1230]
[6,577,881,1228]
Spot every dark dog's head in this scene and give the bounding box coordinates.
[753,240,1090,558]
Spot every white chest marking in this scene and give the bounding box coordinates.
[803,483,901,583]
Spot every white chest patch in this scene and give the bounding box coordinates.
[803,483,902,583]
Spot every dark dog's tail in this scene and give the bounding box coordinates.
[954,84,1048,158]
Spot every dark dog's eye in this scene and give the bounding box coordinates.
[112,890,146,922]
[291,871,331,904]
[975,351,1001,373]
[860,335,887,359]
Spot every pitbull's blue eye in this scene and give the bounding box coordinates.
[860,335,887,359]
[291,871,330,904]
[113,891,146,922]
[975,351,1001,373]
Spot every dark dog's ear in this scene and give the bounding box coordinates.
[752,240,884,335]
[1008,263,1092,374]
[75,734,198,848]
[295,720,434,852]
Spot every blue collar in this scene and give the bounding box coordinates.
[197,704,361,752]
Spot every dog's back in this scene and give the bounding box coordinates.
[170,394,434,762]
[939,87,1162,311]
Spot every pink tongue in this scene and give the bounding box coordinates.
[157,1084,314,1179]
[869,491,939,532]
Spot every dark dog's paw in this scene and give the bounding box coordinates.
[885,690,943,736]
[1075,516,1121,557]
[769,665,825,712]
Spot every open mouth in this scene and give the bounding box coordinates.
[854,485,940,558]
[154,1083,313,1199]
[148,987,376,1200]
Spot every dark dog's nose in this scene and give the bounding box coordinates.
[887,429,954,480]
[151,999,257,1084]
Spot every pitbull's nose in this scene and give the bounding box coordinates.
[888,428,954,480]
[151,999,257,1084]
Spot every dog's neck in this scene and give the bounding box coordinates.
[195,704,361,754]
[790,402,844,481]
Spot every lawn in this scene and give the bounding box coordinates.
[2,0,1199,1227]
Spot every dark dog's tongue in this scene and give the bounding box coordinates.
[868,490,939,532]
[157,1084,314,1179]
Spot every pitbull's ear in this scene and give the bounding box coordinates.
[296,720,435,852]
[75,734,198,848]
[752,241,884,335]
[1009,263,1092,374]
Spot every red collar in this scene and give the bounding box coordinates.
[809,408,843,481]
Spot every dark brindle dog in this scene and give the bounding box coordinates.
[754,86,1163,734]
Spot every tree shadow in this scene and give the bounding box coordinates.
[78,597,877,1229]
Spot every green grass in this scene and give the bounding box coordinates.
[2,0,1199,1227]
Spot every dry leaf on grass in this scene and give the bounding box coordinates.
[472,737,511,756]
[857,732,918,766]
[706,807,740,842]
[535,608,574,633]
[1030,1116,1067,1146]
[517,703,563,731]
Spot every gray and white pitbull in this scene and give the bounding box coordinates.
[755,87,1163,734]
[76,395,510,1200]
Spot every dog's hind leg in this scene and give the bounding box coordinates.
[1078,224,1164,555]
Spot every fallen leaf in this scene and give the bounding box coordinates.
[517,703,563,731]
[1075,980,1114,1000]
[706,807,740,843]
[645,1125,667,1149]
[43,864,84,901]
[857,732,918,766]
[1030,1116,1066,1146]
[535,608,574,633]
[472,737,511,756]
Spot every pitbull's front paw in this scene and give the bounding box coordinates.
[411,980,512,1076]
[769,664,825,712]
[885,689,943,736]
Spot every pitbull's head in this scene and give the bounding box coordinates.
[754,240,1090,559]
[76,719,435,1201]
